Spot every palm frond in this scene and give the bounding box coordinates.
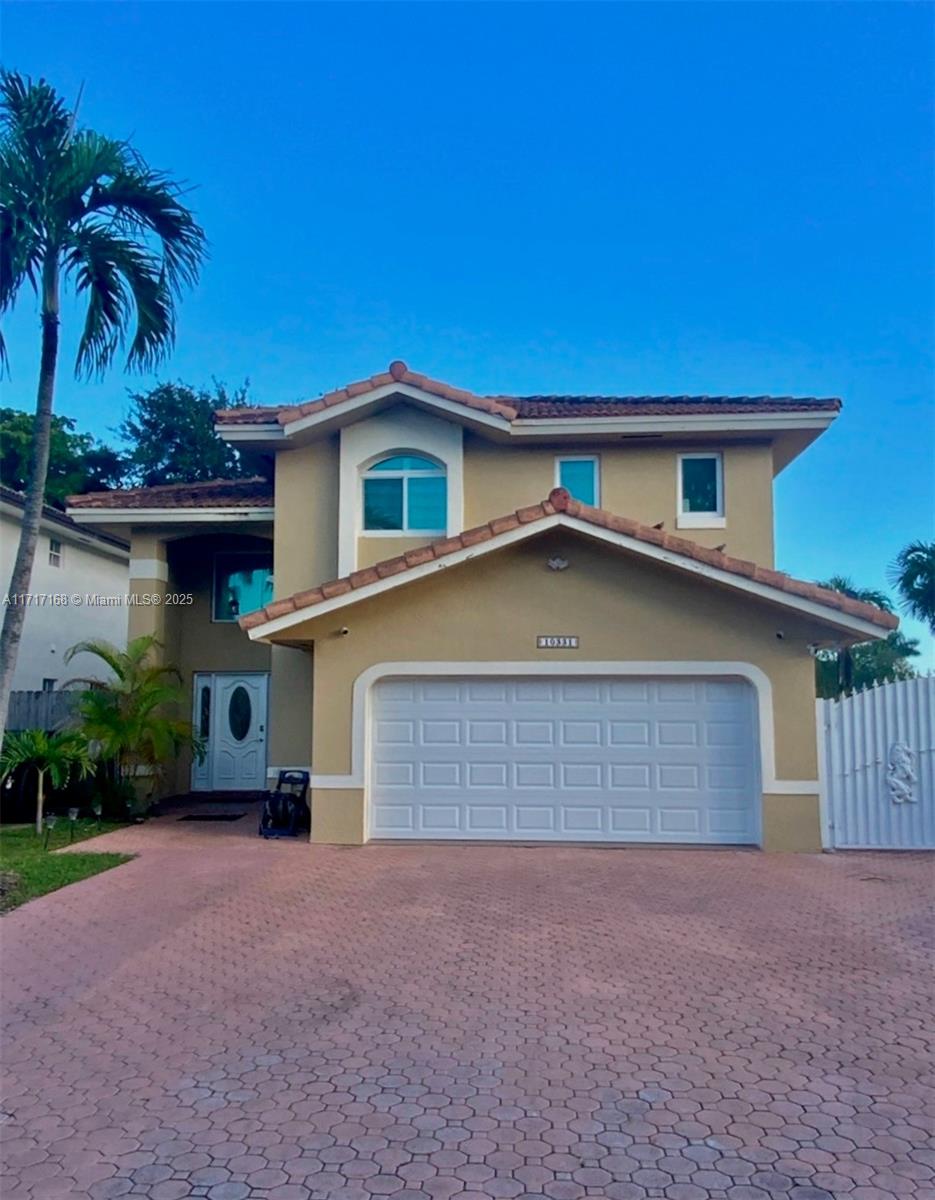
[0,70,71,163]
[816,576,893,612]
[887,541,935,630]
[84,142,206,295]
[64,637,131,677]
[64,222,176,375]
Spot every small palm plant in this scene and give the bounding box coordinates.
[0,730,92,834]
[65,635,203,812]
[888,541,935,634]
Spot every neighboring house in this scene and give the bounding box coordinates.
[1,485,129,692]
[66,360,896,851]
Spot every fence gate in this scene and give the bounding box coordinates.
[818,676,934,849]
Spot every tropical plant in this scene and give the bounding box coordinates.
[0,729,92,834]
[64,635,203,812]
[117,379,251,486]
[0,406,124,502]
[0,70,206,740]
[814,576,919,698]
[888,540,935,633]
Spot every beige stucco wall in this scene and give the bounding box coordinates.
[356,536,433,569]
[273,437,339,595]
[268,644,313,773]
[463,436,775,564]
[268,418,776,586]
[269,529,827,850]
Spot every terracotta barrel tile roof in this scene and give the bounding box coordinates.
[214,360,841,426]
[67,477,273,510]
[239,487,896,634]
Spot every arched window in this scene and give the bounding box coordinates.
[362,454,447,533]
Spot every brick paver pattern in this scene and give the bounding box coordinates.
[1,814,933,1200]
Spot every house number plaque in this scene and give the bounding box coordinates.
[537,635,579,649]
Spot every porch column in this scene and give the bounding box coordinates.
[127,531,173,652]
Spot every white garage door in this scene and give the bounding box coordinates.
[370,676,759,844]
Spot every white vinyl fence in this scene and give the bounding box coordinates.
[818,676,935,849]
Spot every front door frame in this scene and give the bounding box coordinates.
[191,670,270,791]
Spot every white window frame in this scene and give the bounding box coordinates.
[211,550,274,623]
[48,537,63,567]
[41,678,56,692]
[677,452,725,529]
[554,455,600,507]
[361,454,447,537]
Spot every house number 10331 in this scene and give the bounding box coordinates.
[537,635,579,649]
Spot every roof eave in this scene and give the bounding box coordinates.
[243,510,888,645]
[67,506,275,525]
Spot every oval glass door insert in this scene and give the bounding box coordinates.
[228,685,252,741]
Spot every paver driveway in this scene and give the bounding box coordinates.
[1,813,933,1200]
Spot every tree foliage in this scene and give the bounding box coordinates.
[116,379,251,487]
[814,576,919,698]
[888,541,935,633]
[0,407,124,502]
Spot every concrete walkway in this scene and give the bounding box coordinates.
[1,814,932,1200]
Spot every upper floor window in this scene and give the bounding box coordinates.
[363,455,447,533]
[41,678,56,692]
[48,538,63,567]
[555,456,600,506]
[678,453,724,527]
[213,552,273,621]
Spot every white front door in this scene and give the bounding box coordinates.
[191,672,269,791]
[370,676,759,843]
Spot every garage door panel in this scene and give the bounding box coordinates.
[421,762,461,788]
[610,807,653,833]
[609,764,652,790]
[657,764,701,790]
[370,676,758,844]
[515,762,555,788]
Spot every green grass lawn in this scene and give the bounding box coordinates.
[0,820,133,913]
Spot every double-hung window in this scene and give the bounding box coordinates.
[48,538,63,567]
[362,455,447,533]
[555,456,600,506]
[678,453,725,527]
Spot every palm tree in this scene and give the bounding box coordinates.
[0,72,206,738]
[888,541,935,633]
[65,635,203,810]
[0,729,92,834]
[814,576,918,697]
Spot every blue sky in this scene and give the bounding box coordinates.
[4,2,934,658]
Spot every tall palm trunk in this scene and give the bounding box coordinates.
[0,255,60,744]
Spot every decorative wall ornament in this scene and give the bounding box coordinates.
[886,742,917,804]
[547,556,569,572]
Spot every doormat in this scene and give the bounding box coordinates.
[178,813,247,822]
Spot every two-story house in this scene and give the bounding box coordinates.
[1,485,129,694]
[67,360,895,851]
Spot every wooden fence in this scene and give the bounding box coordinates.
[6,689,76,732]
